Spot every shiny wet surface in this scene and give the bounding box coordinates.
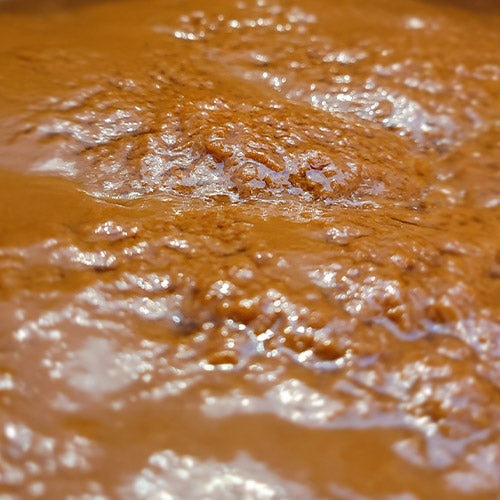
[0,1,500,499]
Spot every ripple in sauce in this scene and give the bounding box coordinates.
[0,0,500,498]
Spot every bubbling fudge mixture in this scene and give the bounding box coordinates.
[0,0,500,498]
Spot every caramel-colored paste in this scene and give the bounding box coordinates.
[1,0,500,498]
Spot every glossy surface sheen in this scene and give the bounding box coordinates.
[0,0,500,498]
